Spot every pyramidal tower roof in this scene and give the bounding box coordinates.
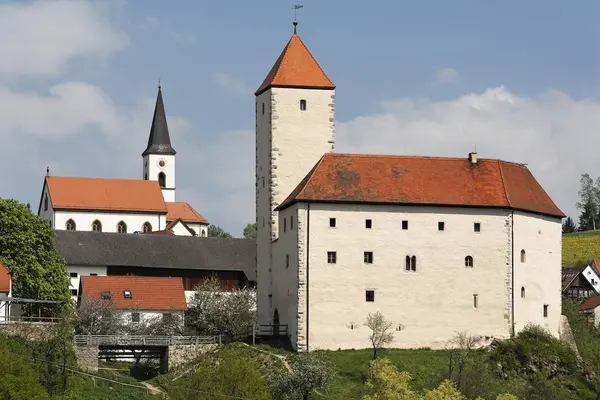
[142,85,176,157]
[255,33,335,96]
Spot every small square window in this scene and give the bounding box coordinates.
[438,221,445,231]
[329,218,336,228]
[70,289,77,296]
[364,251,373,264]
[474,223,481,232]
[365,219,372,229]
[69,272,78,278]
[286,254,290,268]
[131,312,140,323]
[327,251,337,264]
[366,290,375,302]
[90,273,98,276]
[402,220,408,230]
[543,304,548,318]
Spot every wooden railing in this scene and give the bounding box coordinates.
[75,335,220,347]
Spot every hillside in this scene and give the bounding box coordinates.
[563,230,600,267]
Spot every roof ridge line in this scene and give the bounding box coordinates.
[497,160,512,207]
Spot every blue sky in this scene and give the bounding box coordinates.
[1,0,599,235]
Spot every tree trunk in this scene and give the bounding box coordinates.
[373,346,377,360]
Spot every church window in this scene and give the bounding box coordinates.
[365,219,372,229]
[521,286,526,298]
[158,172,166,188]
[520,249,526,263]
[474,222,481,232]
[365,290,375,302]
[473,294,479,308]
[66,219,76,231]
[465,256,474,268]
[364,251,373,264]
[402,220,408,230]
[44,195,48,211]
[117,221,127,234]
[329,218,336,228]
[300,99,307,111]
[327,251,337,264]
[92,220,102,232]
[142,222,152,233]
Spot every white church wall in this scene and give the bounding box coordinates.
[286,203,515,351]
[170,220,194,236]
[255,86,335,327]
[512,211,562,337]
[144,154,175,202]
[54,210,165,234]
[68,265,108,301]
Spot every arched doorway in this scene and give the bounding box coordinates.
[273,309,280,337]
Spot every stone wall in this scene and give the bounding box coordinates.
[167,344,217,370]
[75,346,99,372]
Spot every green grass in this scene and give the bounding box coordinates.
[562,231,600,267]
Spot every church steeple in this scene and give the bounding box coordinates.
[142,85,176,157]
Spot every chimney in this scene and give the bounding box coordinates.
[468,152,478,165]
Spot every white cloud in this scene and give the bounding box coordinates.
[212,72,248,94]
[435,67,459,84]
[338,86,600,220]
[0,0,127,78]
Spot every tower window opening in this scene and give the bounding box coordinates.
[158,172,166,188]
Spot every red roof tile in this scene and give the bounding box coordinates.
[255,34,335,95]
[45,176,167,213]
[166,202,208,224]
[80,276,186,311]
[0,261,10,293]
[143,229,175,236]
[579,296,600,311]
[276,153,564,218]
[592,260,600,275]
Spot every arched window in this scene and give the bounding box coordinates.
[92,220,102,232]
[465,256,474,268]
[44,195,48,211]
[201,230,206,237]
[411,256,417,271]
[405,256,411,271]
[158,172,166,188]
[65,219,76,231]
[521,286,526,298]
[142,222,152,233]
[520,249,526,263]
[117,221,127,234]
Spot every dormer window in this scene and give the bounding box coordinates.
[300,99,307,111]
[100,291,111,300]
[123,290,132,299]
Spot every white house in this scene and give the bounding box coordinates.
[255,25,565,351]
[37,86,208,238]
[0,261,11,322]
[78,275,187,329]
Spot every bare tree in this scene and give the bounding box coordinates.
[365,312,394,360]
[269,352,335,400]
[447,332,483,391]
[74,296,124,335]
[187,275,256,340]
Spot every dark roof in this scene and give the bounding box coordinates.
[579,296,600,311]
[54,230,256,281]
[276,153,565,218]
[142,86,176,157]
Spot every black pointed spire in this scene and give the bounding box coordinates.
[142,85,176,157]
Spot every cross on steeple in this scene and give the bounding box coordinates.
[293,5,303,34]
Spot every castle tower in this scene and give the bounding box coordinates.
[142,85,176,202]
[255,26,336,327]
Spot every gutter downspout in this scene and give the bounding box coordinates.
[511,210,515,337]
[306,202,311,352]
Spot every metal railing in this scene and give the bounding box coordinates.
[0,315,62,324]
[255,324,288,337]
[75,335,220,347]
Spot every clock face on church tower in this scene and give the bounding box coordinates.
[157,159,167,168]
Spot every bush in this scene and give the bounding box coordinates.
[0,342,50,400]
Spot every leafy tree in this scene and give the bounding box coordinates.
[187,275,255,340]
[74,296,125,335]
[577,173,599,231]
[423,380,464,400]
[270,351,335,400]
[362,357,418,400]
[243,222,257,240]
[207,224,232,238]
[562,216,577,234]
[0,342,50,400]
[0,199,70,302]
[365,311,394,359]
[167,346,269,400]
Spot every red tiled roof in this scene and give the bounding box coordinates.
[579,296,600,311]
[0,261,10,293]
[255,34,335,95]
[592,260,600,275]
[276,153,565,218]
[166,202,208,224]
[143,229,175,236]
[45,176,167,213]
[80,276,186,311]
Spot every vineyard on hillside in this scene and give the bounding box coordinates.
[562,230,600,267]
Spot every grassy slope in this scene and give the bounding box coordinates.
[563,230,600,267]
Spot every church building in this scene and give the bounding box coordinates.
[37,86,208,237]
[255,25,565,351]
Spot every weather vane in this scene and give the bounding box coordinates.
[293,4,304,34]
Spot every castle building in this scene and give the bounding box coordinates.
[37,86,208,237]
[255,26,565,351]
